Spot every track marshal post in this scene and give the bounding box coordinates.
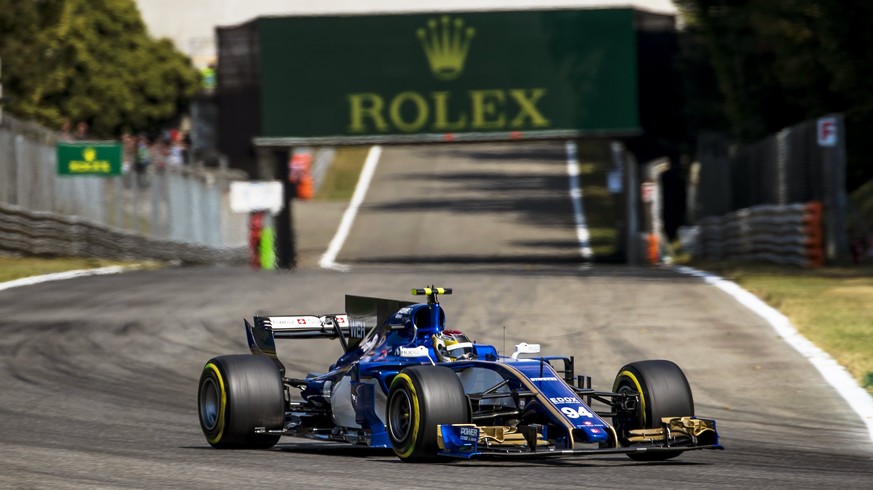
[274,148,296,269]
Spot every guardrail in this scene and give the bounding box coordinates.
[0,202,246,264]
[697,202,824,267]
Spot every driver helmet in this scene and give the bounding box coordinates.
[432,330,476,362]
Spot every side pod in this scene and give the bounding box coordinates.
[244,319,287,376]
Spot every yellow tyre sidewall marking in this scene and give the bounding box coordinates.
[391,373,420,459]
[203,363,227,444]
[615,370,647,427]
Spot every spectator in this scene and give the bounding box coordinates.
[59,120,74,141]
[201,63,216,91]
[134,134,151,186]
[151,136,169,171]
[167,132,186,168]
[74,121,90,140]
[121,132,136,180]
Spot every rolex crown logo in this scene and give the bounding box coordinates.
[83,147,97,162]
[417,16,475,81]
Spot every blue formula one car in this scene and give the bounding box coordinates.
[197,287,722,461]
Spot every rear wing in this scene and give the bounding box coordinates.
[244,292,424,374]
[246,314,363,360]
[255,315,361,340]
[245,314,357,376]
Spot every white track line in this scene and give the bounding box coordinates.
[675,265,873,444]
[0,266,130,292]
[319,145,383,272]
[565,141,593,260]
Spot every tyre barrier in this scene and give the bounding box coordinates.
[697,201,824,267]
[0,201,246,265]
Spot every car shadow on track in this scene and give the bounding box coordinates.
[183,442,710,467]
[274,442,395,459]
[270,443,709,467]
[451,459,707,468]
[181,443,396,459]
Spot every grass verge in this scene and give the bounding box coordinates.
[315,146,370,201]
[0,256,155,283]
[577,141,620,259]
[694,261,873,396]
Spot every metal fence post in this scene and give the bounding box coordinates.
[625,149,640,265]
[150,170,160,238]
[14,134,25,207]
[822,114,850,262]
[114,175,123,229]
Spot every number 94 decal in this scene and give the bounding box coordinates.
[548,397,594,418]
[561,406,594,419]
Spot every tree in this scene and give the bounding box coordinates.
[676,0,873,189]
[0,0,199,136]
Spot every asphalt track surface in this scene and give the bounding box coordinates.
[2,142,872,488]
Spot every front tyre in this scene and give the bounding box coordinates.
[612,359,694,461]
[387,366,470,462]
[198,355,284,449]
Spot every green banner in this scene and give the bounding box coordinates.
[57,141,122,176]
[255,9,639,145]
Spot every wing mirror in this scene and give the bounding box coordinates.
[511,342,541,359]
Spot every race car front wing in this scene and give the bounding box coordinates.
[437,416,722,459]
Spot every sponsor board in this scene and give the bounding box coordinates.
[255,9,639,142]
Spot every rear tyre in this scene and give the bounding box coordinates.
[387,366,470,462]
[198,355,284,449]
[612,359,694,461]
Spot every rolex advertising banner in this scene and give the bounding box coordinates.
[57,141,122,176]
[254,8,639,145]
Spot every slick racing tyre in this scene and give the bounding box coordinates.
[387,366,470,462]
[198,355,284,449]
[612,359,694,461]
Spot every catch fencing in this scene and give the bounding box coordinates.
[0,114,248,262]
